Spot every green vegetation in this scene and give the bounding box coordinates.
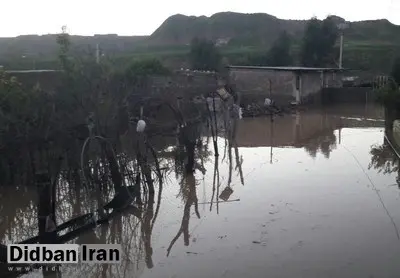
[0,28,176,187]
[149,12,304,47]
[240,31,293,66]
[391,57,400,85]
[189,38,221,71]
[124,58,170,76]
[0,29,168,150]
[267,31,293,66]
[300,16,339,67]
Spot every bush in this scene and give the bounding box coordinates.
[124,58,170,77]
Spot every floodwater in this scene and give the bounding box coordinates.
[3,103,400,278]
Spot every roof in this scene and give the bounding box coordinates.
[226,65,349,72]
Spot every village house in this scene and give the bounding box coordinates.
[227,66,345,105]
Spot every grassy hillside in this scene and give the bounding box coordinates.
[149,13,400,47]
[148,12,306,47]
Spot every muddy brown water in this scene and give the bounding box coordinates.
[2,104,400,278]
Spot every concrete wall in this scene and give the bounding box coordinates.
[300,72,323,103]
[150,71,218,98]
[228,68,343,105]
[323,71,343,88]
[228,68,296,105]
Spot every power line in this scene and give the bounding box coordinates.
[342,144,400,240]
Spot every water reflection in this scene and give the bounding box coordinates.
[303,130,337,159]
[369,112,400,189]
[167,173,200,256]
[369,138,399,175]
[235,104,384,160]
[3,103,398,278]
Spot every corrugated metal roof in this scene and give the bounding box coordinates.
[226,65,350,72]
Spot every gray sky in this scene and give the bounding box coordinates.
[2,0,399,37]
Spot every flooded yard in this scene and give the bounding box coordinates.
[2,103,400,278]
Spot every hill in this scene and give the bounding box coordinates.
[149,12,306,46]
[0,12,400,72]
[149,12,400,48]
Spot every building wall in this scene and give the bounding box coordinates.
[323,71,343,88]
[150,71,218,98]
[299,72,323,102]
[228,68,344,105]
[228,68,297,105]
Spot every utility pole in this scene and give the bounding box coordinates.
[339,33,344,69]
[96,44,100,64]
[337,23,348,69]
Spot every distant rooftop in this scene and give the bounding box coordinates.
[227,65,349,72]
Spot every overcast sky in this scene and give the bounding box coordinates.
[1,0,399,37]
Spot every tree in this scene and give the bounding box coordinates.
[241,32,292,67]
[266,31,293,66]
[189,38,221,71]
[391,56,400,86]
[300,16,339,67]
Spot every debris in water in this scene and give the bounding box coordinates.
[186,251,199,255]
[219,187,234,201]
[252,241,262,244]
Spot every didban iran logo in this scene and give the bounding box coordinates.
[7,244,121,264]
